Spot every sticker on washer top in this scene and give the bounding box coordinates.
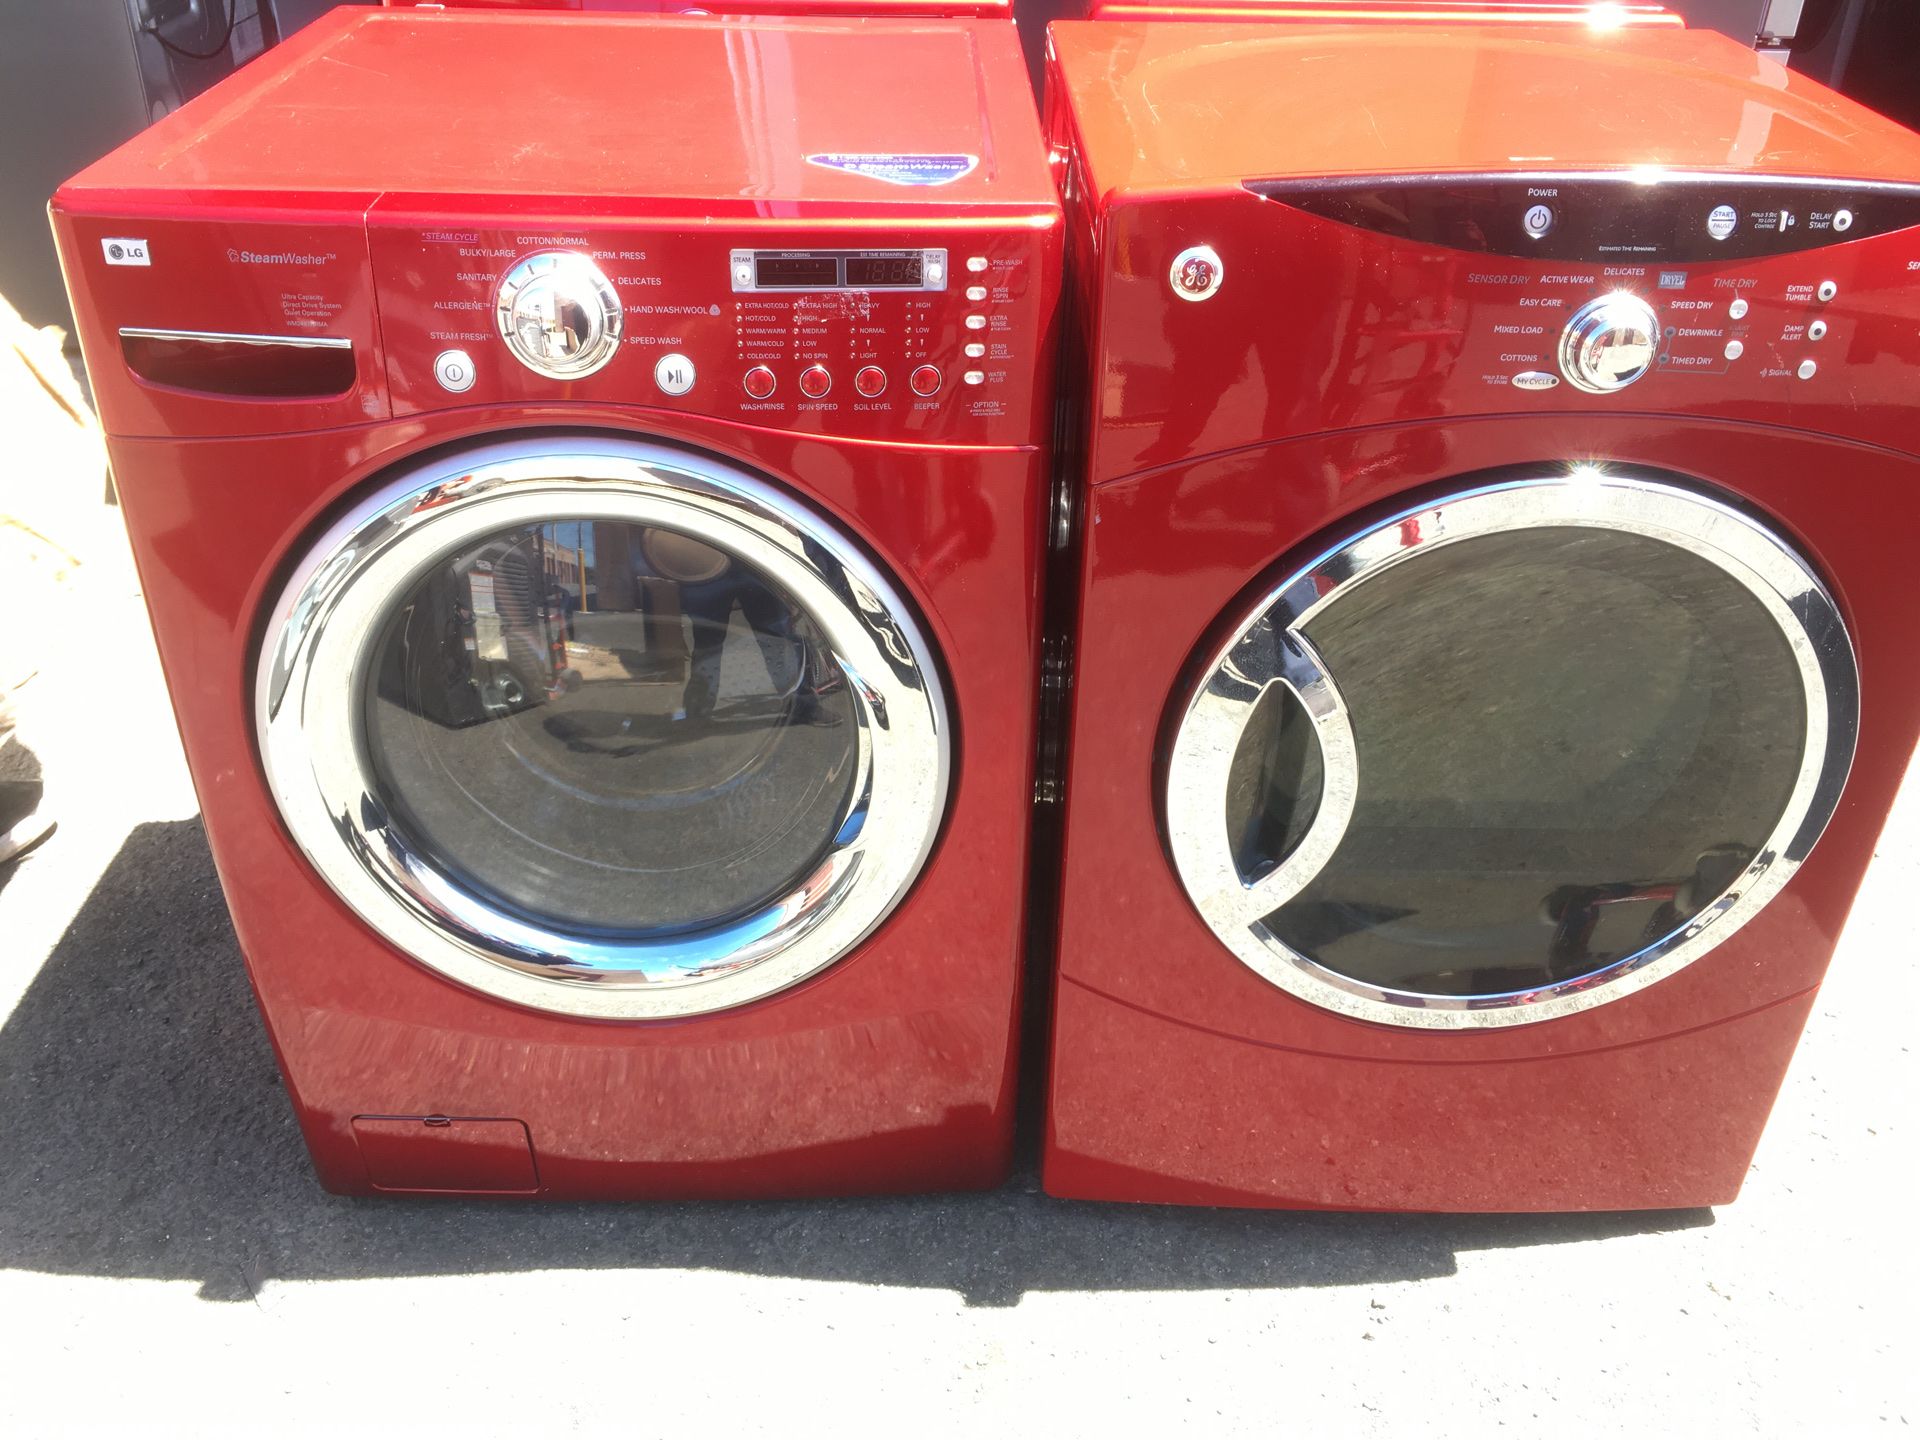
[804,153,978,187]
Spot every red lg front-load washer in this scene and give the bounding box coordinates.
[52,8,1061,1199]
[1039,19,1920,1211]
[382,0,1014,15]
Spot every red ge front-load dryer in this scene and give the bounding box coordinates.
[1075,1,1680,25]
[52,8,1061,1199]
[1041,19,1920,1211]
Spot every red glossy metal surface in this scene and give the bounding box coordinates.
[1042,21,1920,1210]
[387,0,1013,16]
[1083,1,1680,26]
[1050,23,1920,199]
[68,12,1050,211]
[52,11,1062,1199]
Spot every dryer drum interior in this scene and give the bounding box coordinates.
[1165,472,1860,1029]
[258,437,952,1021]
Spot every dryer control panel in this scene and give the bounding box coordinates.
[369,217,1056,447]
[1086,174,1920,478]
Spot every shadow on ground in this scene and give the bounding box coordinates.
[0,820,1711,1306]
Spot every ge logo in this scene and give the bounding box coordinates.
[106,243,124,261]
[1168,244,1223,302]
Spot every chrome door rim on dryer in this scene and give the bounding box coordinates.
[1164,471,1859,1030]
[258,436,951,1020]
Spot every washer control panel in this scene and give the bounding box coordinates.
[371,221,1049,444]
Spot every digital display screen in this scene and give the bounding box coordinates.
[755,255,838,288]
[845,255,924,288]
[743,252,930,290]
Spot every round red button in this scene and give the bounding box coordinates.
[854,365,887,398]
[799,365,832,399]
[742,366,776,399]
[909,364,942,397]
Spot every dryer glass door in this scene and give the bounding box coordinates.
[259,438,950,1019]
[1166,473,1858,1029]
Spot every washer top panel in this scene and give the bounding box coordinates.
[60,9,1053,213]
[1049,21,1920,197]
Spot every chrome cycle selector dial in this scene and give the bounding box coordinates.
[495,252,623,380]
[1558,292,1659,395]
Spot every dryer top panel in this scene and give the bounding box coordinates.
[1049,21,1920,196]
[60,9,1052,215]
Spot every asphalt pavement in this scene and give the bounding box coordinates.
[0,500,1912,1437]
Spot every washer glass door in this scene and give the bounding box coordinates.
[260,437,950,1019]
[1165,473,1858,1029]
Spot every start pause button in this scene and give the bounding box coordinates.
[654,353,696,396]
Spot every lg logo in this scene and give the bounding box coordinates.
[101,236,151,267]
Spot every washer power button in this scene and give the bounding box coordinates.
[910,364,942,397]
[1523,204,1554,239]
[434,349,476,393]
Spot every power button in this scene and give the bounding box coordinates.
[434,349,476,394]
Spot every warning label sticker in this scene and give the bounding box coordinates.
[804,153,978,188]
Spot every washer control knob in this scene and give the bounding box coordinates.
[743,365,777,399]
[1558,292,1660,394]
[798,365,832,399]
[854,365,887,398]
[495,252,623,380]
[910,364,942,397]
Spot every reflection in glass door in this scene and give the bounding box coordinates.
[259,440,950,1020]
[1166,473,1858,1028]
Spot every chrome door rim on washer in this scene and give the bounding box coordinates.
[258,435,950,1019]
[1164,470,1859,1030]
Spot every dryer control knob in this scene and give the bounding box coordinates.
[1558,292,1659,395]
[495,252,623,380]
